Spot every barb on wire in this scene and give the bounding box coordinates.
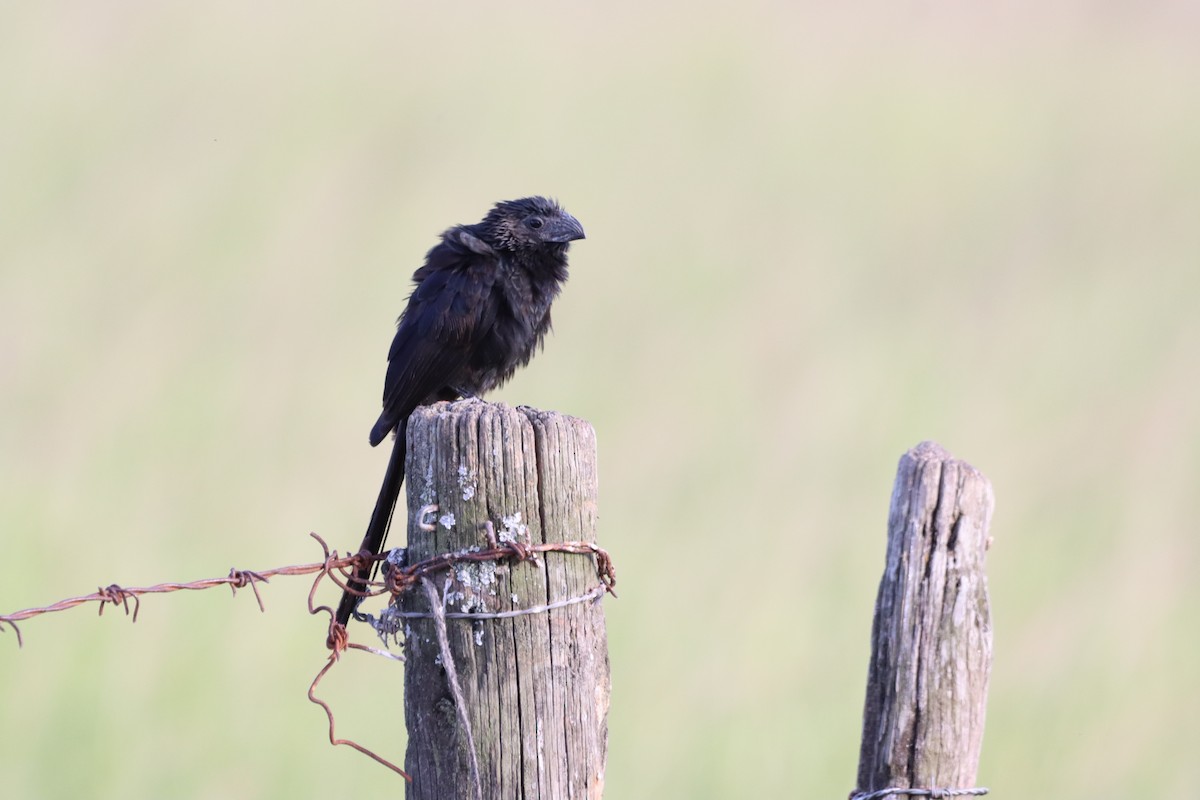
[96,584,140,620]
[226,569,268,611]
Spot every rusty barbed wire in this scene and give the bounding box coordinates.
[0,527,616,785]
[1,532,614,654]
[0,533,369,648]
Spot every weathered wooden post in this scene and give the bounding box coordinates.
[399,400,609,800]
[854,442,994,799]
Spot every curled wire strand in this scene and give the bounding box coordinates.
[307,653,412,782]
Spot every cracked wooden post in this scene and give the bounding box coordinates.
[855,441,995,798]
[400,400,609,800]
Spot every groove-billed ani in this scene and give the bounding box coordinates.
[334,197,585,627]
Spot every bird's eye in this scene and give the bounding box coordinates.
[526,217,544,230]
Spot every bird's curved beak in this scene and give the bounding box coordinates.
[545,213,586,243]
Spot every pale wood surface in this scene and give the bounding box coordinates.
[402,401,609,800]
[856,441,995,795]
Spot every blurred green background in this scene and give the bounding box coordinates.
[3,2,1198,798]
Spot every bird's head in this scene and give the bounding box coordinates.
[482,196,585,252]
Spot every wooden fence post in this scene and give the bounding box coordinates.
[854,441,995,798]
[399,400,609,800]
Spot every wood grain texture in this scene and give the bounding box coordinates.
[856,441,995,795]
[401,400,609,800]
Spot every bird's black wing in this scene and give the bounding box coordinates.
[335,238,502,628]
[370,239,501,445]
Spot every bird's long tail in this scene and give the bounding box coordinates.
[334,418,408,627]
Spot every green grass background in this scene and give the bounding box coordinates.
[3,2,1198,797]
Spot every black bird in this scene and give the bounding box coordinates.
[334,197,585,627]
